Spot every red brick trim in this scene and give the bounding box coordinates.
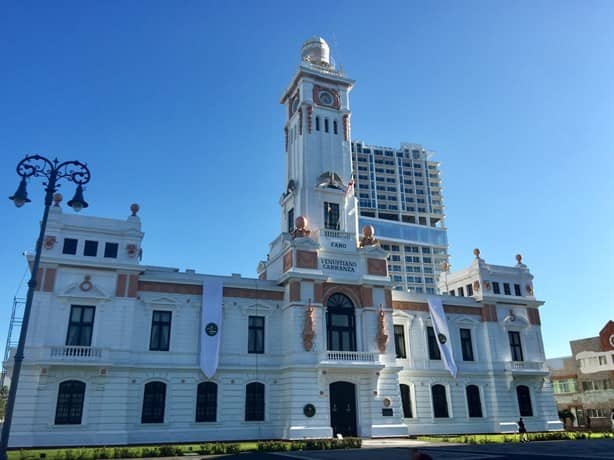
[35,268,44,291]
[393,300,483,317]
[289,281,301,302]
[296,250,317,269]
[283,251,293,272]
[367,258,387,276]
[116,274,128,297]
[43,268,56,292]
[527,308,541,325]
[127,274,139,298]
[137,281,284,301]
[360,287,373,307]
[481,304,498,322]
[314,283,324,303]
[322,283,362,308]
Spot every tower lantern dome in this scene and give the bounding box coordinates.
[301,36,331,67]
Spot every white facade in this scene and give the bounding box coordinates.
[3,37,563,448]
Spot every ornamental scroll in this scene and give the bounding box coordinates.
[303,302,315,351]
[376,309,388,353]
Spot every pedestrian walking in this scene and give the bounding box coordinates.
[518,417,528,443]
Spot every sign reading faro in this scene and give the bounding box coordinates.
[320,257,357,272]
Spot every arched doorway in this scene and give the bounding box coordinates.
[326,293,356,351]
[329,381,357,437]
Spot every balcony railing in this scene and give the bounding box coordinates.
[50,346,103,360]
[326,351,377,362]
[509,361,544,370]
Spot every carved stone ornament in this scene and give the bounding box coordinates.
[303,303,315,351]
[360,225,378,248]
[526,284,534,295]
[44,235,57,250]
[473,280,480,292]
[291,215,311,239]
[126,244,138,258]
[484,280,491,291]
[376,309,388,353]
[79,275,93,292]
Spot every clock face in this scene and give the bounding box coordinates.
[319,90,334,106]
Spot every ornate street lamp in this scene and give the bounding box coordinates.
[0,155,91,460]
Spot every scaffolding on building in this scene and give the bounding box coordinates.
[1,297,25,389]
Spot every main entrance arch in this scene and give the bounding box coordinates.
[329,381,357,437]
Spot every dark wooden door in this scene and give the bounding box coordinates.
[329,381,357,437]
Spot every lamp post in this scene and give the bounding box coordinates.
[0,155,90,460]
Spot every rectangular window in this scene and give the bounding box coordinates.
[323,202,340,230]
[83,240,98,257]
[149,310,172,351]
[104,242,119,258]
[248,316,265,354]
[460,328,474,361]
[66,305,95,346]
[503,283,511,295]
[324,118,329,133]
[508,331,524,361]
[427,326,441,360]
[492,282,501,294]
[62,238,78,255]
[315,117,320,131]
[514,283,521,296]
[466,284,473,296]
[458,286,465,297]
[287,208,294,233]
[394,325,407,359]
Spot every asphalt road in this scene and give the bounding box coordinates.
[230,440,614,460]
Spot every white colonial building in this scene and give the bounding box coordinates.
[3,37,562,448]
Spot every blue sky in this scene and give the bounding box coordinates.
[0,1,612,360]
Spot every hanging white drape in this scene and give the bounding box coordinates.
[427,296,457,378]
[200,277,224,378]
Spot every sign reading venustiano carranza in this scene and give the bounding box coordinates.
[319,257,358,272]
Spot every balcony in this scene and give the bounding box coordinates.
[505,360,547,374]
[326,351,377,362]
[50,346,104,361]
[319,350,383,370]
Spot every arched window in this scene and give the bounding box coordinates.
[141,381,166,423]
[466,385,482,417]
[196,382,217,422]
[245,382,265,421]
[333,120,338,135]
[516,385,533,416]
[315,116,320,131]
[324,118,329,133]
[400,384,412,418]
[432,384,449,418]
[55,380,85,425]
[326,293,356,351]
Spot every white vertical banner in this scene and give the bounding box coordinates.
[200,277,224,378]
[427,296,457,378]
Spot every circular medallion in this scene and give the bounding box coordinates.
[318,90,334,106]
[383,398,391,407]
[205,322,219,337]
[609,334,614,348]
[438,333,447,344]
[303,403,316,417]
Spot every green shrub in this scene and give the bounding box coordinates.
[225,444,240,455]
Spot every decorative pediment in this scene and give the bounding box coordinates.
[58,277,110,301]
[239,302,275,316]
[455,315,480,326]
[502,309,529,328]
[148,296,179,307]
